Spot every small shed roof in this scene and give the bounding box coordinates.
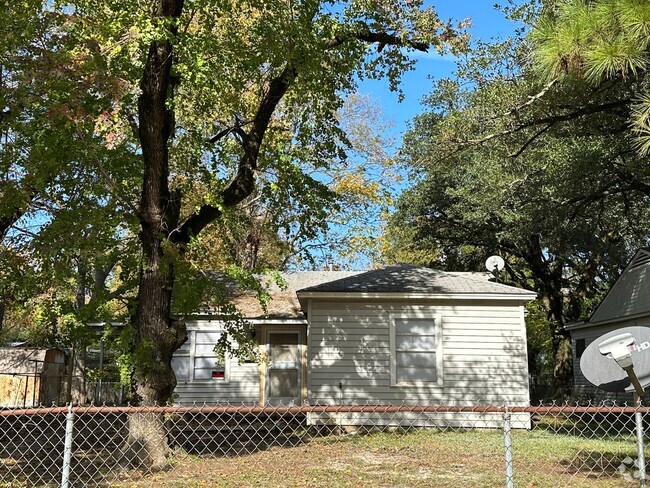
[298,264,536,296]
[0,348,65,374]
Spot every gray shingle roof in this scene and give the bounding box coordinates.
[297,264,536,295]
[200,265,534,319]
[588,248,650,324]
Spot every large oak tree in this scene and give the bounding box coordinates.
[27,0,466,410]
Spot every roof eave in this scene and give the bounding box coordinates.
[566,311,650,332]
[296,291,537,301]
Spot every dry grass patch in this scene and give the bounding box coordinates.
[107,428,638,487]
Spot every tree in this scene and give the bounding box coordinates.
[532,0,650,153]
[385,8,650,395]
[4,0,463,466]
[47,0,466,411]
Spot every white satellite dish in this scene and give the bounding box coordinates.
[485,255,505,272]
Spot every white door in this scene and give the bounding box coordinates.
[266,331,301,406]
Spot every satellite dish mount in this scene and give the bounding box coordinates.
[598,333,645,399]
[485,255,505,283]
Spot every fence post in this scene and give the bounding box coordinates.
[503,405,515,488]
[636,407,647,488]
[61,404,75,488]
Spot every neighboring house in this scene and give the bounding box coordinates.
[567,248,650,401]
[172,264,536,426]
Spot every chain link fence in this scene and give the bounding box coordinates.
[0,402,647,487]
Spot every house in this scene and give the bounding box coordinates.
[567,248,650,401]
[172,264,536,426]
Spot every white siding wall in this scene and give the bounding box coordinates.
[172,320,260,405]
[308,299,530,406]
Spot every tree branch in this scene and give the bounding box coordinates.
[324,23,428,52]
[497,78,558,121]
[462,98,632,147]
[508,122,555,158]
[174,64,299,245]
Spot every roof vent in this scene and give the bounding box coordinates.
[630,251,650,270]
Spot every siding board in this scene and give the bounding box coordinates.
[308,299,530,406]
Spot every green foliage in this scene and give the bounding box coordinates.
[532,0,650,153]
[3,0,471,401]
[386,2,650,385]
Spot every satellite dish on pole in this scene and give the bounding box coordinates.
[485,255,505,273]
[580,326,650,393]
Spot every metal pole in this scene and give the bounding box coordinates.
[636,394,647,488]
[61,404,75,488]
[97,339,105,404]
[503,406,514,488]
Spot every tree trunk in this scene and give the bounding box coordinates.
[121,412,171,471]
[132,0,185,405]
[522,241,574,399]
[0,298,4,333]
[546,279,573,399]
[125,0,186,469]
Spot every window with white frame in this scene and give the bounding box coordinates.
[171,330,227,382]
[390,314,442,386]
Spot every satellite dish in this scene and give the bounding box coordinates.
[580,326,650,393]
[485,255,505,272]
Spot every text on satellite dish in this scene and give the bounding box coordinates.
[605,341,650,359]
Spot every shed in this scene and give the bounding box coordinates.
[567,248,650,401]
[0,348,66,407]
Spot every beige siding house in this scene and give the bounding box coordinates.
[567,248,650,401]
[172,264,536,425]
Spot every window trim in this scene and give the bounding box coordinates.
[389,313,443,387]
[173,330,229,383]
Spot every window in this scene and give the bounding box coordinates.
[171,331,227,382]
[575,338,586,359]
[194,331,226,380]
[390,314,442,387]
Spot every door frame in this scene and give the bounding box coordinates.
[260,325,307,405]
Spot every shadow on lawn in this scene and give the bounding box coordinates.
[1,411,327,487]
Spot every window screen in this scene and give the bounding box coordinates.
[394,318,437,384]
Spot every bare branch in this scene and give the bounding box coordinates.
[497,78,558,120]
[324,23,428,52]
[90,160,142,220]
[508,122,555,158]
[463,98,631,147]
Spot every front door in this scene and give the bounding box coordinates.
[265,330,302,405]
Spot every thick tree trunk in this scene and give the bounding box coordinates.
[133,0,185,406]
[121,412,171,471]
[522,241,574,399]
[546,279,573,399]
[125,0,186,470]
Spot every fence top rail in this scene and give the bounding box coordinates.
[1,404,649,416]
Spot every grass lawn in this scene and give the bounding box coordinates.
[112,428,638,487]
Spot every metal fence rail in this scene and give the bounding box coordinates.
[0,402,647,487]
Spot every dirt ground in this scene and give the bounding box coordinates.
[106,429,636,488]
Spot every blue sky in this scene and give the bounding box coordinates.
[357,2,519,138]
[325,2,522,269]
